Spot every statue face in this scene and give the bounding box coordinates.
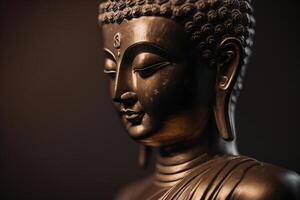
[102,17,215,146]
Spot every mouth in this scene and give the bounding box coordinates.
[121,109,145,125]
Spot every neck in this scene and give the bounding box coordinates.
[154,128,238,187]
[154,135,212,187]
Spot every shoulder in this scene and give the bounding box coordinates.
[114,176,152,200]
[233,161,300,200]
[190,155,300,200]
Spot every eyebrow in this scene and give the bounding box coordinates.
[123,42,174,61]
[104,48,116,62]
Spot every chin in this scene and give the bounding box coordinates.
[126,125,151,139]
[122,113,157,140]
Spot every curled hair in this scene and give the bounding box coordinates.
[98,0,255,102]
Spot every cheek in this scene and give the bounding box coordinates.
[135,64,187,113]
[109,79,115,99]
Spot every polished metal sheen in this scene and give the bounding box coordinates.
[99,0,300,199]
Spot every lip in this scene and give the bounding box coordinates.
[121,109,145,124]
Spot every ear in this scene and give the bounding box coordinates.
[214,37,243,141]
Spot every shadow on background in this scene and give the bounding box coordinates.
[0,0,299,199]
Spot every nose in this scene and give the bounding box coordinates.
[113,91,138,109]
[120,92,138,107]
[112,64,136,106]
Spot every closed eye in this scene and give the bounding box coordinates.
[103,69,116,79]
[133,61,171,78]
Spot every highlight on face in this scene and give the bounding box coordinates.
[99,0,255,146]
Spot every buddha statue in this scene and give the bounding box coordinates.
[98,0,300,199]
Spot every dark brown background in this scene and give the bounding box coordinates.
[0,0,299,199]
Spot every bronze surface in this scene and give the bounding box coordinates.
[98,0,300,199]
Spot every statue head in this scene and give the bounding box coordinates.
[99,0,255,148]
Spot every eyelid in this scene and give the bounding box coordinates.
[133,61,171,72]
[103,69,116,74]
[132,52,167,70]
[104,48,116,62]
[133,61,171,78]
[104,57,117,72]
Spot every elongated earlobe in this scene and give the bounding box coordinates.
[214,38,243,141]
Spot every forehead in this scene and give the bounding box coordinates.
[102,16,188,58]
